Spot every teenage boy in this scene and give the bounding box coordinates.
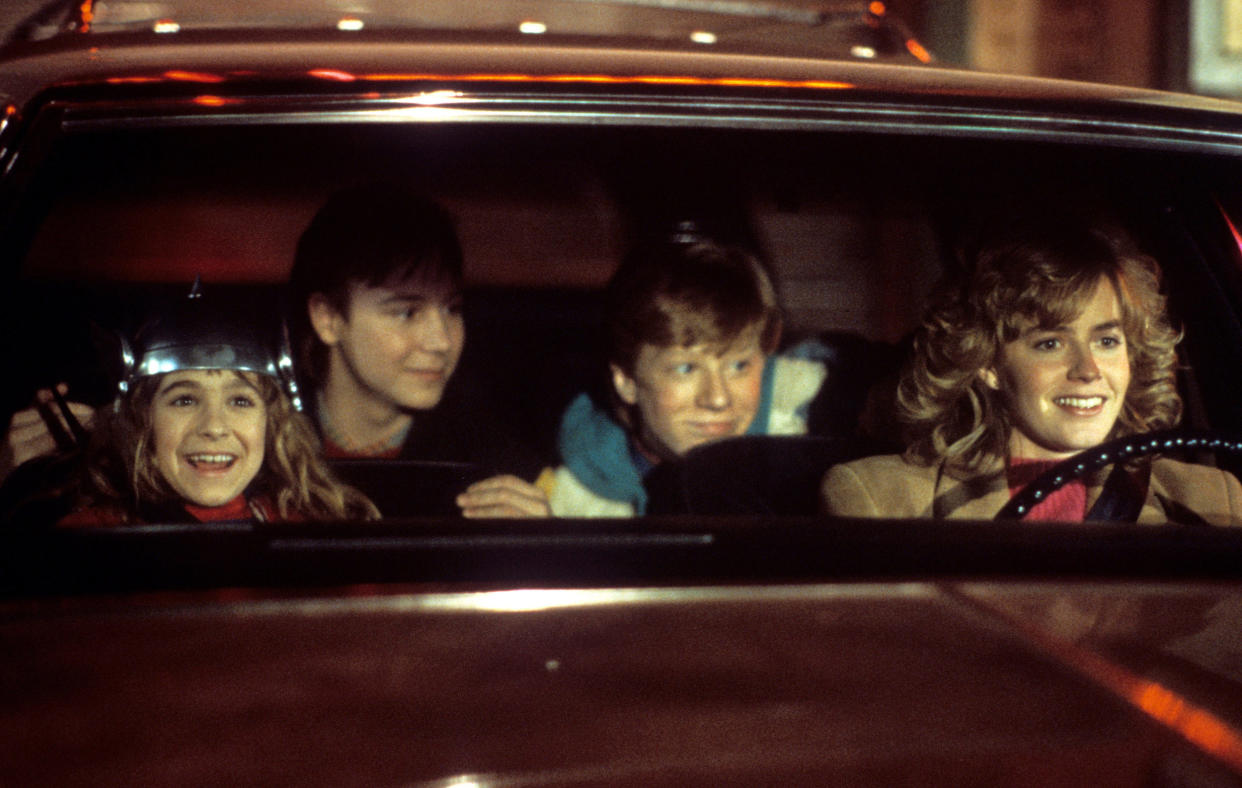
[536,237,826,516]
[288,182,549,518]
[3,185,548,518]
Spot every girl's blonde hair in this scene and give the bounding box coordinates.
[900,221,1182,472]
[84,370,377,521]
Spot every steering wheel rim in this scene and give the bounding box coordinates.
[995,429,1242,520]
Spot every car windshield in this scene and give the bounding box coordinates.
[3,114,1242,520]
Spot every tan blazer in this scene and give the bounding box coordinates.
[821,454,1242,526]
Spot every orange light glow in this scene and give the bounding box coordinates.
[1130,680,1242,768]
[308,69,357,82]
[1218,200,1242,261]
[192,95,231,107]
[164,70,225,83]
[905,38,932,64]
[358,72,852,91]
[4,105,16,117]
[869,1,887,15]
[955,590,1242,774]
[78,0,94,32]
[106,76,162,84]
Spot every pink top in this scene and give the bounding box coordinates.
[1006,458,1087,522]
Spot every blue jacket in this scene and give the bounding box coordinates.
[541,354,825,517]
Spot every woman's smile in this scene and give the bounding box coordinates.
[990,277,1131,461]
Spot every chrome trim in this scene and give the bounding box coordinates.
[53,91,1242,157]
[563,0,828,24]
[269,533,716,551]
[222,582,941,617]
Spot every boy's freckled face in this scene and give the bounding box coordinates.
[613,325,766,459]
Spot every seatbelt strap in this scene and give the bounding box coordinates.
[1085,463,1146,522]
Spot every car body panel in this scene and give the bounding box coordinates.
[3,579,1242,786]
[0,34,1238,114]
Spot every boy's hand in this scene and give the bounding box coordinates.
[1,384,96,484]
[457,474,551,518]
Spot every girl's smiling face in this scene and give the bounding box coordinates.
[150,370,267,507]
[986,277,1131,461]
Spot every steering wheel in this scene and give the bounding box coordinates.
[995,429,1242,520]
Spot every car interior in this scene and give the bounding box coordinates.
[4,120,1242,519]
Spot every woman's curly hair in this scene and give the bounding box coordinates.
[899,220,1182,473]
[82,371,377,521]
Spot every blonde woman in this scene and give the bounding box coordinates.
[821,216,1242,524]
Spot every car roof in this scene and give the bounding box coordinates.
[0,36,1239,162]
[12,0,931,60]
[0,0,1238,131]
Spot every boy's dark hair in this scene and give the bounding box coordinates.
[287,182,463,387]
[605,238,781,376]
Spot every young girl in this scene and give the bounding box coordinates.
[61,288,376,524]
[821,215,1242,524]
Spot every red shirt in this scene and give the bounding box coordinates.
[184,495,255,522]
[1007,458,1087,522]
[321,435,403,460]
[60,495,281,526]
